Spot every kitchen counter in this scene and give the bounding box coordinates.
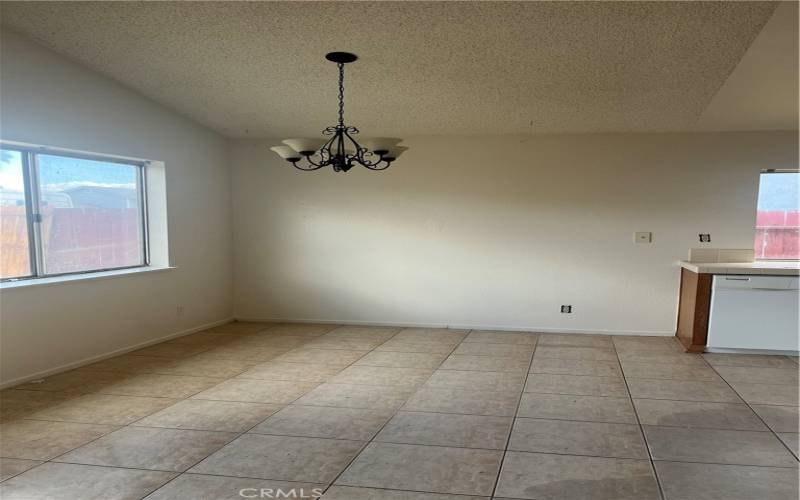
[678,260,800,276]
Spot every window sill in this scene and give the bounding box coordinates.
[0,266,176,290]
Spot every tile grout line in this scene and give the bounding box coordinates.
[612,338,667,500]
[700,354,800,461]
[488,334,539,499]
[320,328,469,496]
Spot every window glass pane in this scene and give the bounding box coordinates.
[0,149,32,278]
[37,154,144,274]
[755,172,799,260]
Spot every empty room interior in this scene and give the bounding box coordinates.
[0,1,799,499]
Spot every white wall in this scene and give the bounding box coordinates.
[0,31,234,385]
[231,132,797,334]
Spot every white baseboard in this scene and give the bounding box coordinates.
[234,315,674,337]
[0,317,235,390]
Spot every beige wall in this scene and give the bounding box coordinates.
[231,132,797,334]
[0,31,234,385]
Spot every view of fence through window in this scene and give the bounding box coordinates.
[0,147,145,279]
[755,172,800,260]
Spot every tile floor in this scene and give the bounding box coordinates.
[0,322,798,499]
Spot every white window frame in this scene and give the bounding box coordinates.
[1,142,152,282]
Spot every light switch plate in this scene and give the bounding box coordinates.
[634,231,652,244]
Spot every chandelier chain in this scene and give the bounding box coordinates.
[337,63,345,127]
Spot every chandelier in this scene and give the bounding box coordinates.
[270,52,406,172]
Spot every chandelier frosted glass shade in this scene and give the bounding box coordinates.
[270,52,405,173]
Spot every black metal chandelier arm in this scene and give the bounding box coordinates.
[290,160,327,171]
[362,160,393,171]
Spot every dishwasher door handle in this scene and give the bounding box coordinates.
[724,277,751,281]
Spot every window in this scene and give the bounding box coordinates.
[0,144,148,281]
[755,171,799,260]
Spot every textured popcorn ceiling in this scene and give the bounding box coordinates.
[0,1,788,137]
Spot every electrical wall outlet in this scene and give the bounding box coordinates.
[176,305,184,317]
[634,232,652,244]
[560,305,572,313]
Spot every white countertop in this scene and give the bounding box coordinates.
[679,261,800,276]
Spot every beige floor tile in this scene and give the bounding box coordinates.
[462,330,538,345]
[495,451,659,500]
[616,351,705,365]
[323,326,400,340]
[294,383,415,410]
[336,442,502,496]
[133,399,282,432]
[15,370,127,394]
[145,473,325,500]
[714,365,799,385]
[57,426,236,472]
[0,462,175,500]
[375,411,512,449]
[191,434,363,482]
[620,361,721,381]
[330,366,433,387]
[374,340,458,354]
[0,419,118,460]
[0,390,71,421]
[356,351,447,369]
[509,418,648,459]
[778,432,799,456]
[94,373,224,399]
[250,405,392,440]
[517,393,636,423]
[533,346,617,362]
[0,458,42,482]
[391,328,468,344]
[612,336,682,352]
[626,378,741,403]
[28,393,178,425]
[451,343,533,358]
[439,355,530,373]
[275,348,367,367]
[262,323,339,336]
[402,387,520,416]
[304,337,387,351]
[193,345,291,362]
[132,343,212,358]
[191,379,317,404]
[153,357,258,378]
[424,370,526,392]
[531,358,622,377]
[77,354,175,374]
[751,405,800,433]
[728,381,799,406]
[323,486,486,499]
[164,331,238,346]
[643,425,797,466]
[236,362,343,382]
[703,353,798,368]
[654,461,799,500]
[524,374,628,397]
[633,399,766,431]
[538,334,613,348]
[207,321,274,334]
[233,334,312,349]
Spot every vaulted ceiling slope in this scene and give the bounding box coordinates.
[0,1,795,137]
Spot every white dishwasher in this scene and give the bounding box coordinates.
[707,275,799,353]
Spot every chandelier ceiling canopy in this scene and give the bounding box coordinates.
[270,52,406,173]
